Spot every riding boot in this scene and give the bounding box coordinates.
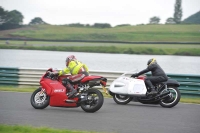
[66,83,77,98]
[149,86,157,95]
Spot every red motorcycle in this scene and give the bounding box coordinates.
[30,68,107,113]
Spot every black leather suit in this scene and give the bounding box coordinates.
[137,63,168,89]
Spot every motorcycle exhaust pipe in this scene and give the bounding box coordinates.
[152,94,171,102]
[149,91,171,102]
[139,91,171,102]
[77,95,88,103]
[155,91,170,99]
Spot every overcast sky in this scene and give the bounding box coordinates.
[1,0,200,26]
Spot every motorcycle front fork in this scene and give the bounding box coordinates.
[39,88,46,94]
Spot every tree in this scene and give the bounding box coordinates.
[0,6,6,24]
[92,23,112,28]
[29,17,46,25]
[0,6,10,25]
[7,10,24,25]
[115,24,131,27]
[68,23,85,27]
[173,0,182,24]
[0,8,24,30]
[165,17,175,24]
[149,16,160,24]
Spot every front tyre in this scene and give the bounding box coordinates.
[113,94,133,105]
[159,87,181,108]
[30,87,50,109]
[81,89,104,113]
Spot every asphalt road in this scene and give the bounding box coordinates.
[0,91,199,133]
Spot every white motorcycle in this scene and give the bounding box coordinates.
[108,72,181,108]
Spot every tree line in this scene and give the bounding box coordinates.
[149,0,182,24]
[0,6,112,30]
[0,7,24,30]
[0,7,47,30]
[0,0,198,30]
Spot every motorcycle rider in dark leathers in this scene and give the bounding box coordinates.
[131,58,168,95]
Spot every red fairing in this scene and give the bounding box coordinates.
[37,68,105,108]
[81,75,102,83]
[39,69,78,107]
[50,92,78,107]
[137,75,146,80]
[40,79,64,95]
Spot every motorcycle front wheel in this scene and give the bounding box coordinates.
[80,89,104,113]
[113,94,133,105]
[30,87,50,109]
[159,86,181,108]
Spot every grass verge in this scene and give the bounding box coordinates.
[0,124,104,133]
[0,86,199,104]
[1,41,200,56]
[1,24,200,42]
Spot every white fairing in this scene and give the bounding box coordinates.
[109,76,147,96]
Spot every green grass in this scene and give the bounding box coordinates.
[0,124,104,133]
[1,24,200,42]
[0,86,36,92]
[180,97,200,104]
[1,40,200,56]
[0,86,199,104]
[1,24,200,56]
[1,40,200,48]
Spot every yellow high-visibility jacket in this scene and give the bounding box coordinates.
[59,60,89,76]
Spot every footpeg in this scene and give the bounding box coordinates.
[75,93,80,96]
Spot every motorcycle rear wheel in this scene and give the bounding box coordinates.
[80,89,104,113]
[113,94,133,105]
[30,87,50,109]
[159,87,181,108]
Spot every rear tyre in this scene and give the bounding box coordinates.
[80,89,104,113]
[30,87,50,109]
[113,94,133,105]
[159,87,181,108]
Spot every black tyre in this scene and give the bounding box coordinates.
[113,94,133,105]
[159,87,181,108]
[30,88,50,109]
[80,89,104,113]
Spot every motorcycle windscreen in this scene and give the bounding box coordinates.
[109,76,147,96]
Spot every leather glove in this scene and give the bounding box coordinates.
[62,78,67,85]
[62,78,71,85]
[52,72,59,76]
[131,73,138,78]
[48,71,54,78]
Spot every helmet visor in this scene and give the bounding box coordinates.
[66,58,69,66]
[148,58,156,65]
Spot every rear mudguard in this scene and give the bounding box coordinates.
[166,79,180,87]
[87,77,107,88]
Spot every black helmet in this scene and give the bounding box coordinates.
[147,58,156,65]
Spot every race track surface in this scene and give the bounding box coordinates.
[0,91,199,133]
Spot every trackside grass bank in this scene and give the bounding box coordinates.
[0,124,104,133]
[0,41,200,56]
[1,24,200,42]
[0,86,199,104]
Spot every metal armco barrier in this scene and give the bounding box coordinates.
[0,67,200,97]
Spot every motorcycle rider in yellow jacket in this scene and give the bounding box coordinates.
[53,55,89,98]
[58,57,89,77]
